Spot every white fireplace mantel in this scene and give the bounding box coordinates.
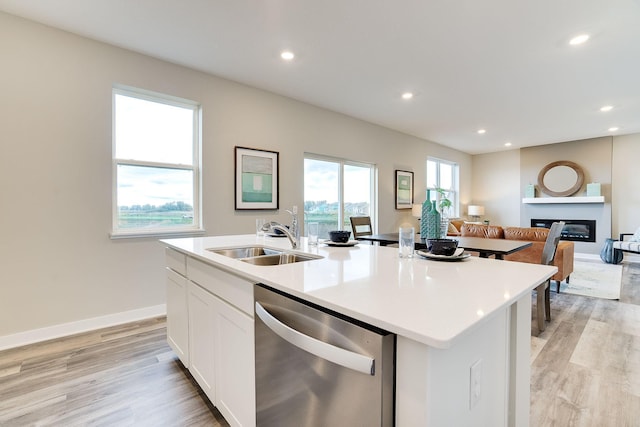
[522,196,605,204]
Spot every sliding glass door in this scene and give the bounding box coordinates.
[304,155,375,239]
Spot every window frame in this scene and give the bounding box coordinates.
[303,153,377,237]
[111,85,203,239]
[426,157,459,217]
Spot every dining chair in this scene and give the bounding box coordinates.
[350,216,373,241]
[535,221,565,332]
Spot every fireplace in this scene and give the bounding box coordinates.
[530,219,596,243]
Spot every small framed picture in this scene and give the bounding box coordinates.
[395,170,414,210]
[235,146,279,210]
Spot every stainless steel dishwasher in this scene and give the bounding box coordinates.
[254,284,395,426]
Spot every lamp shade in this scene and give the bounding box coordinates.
[412,204,423,218]
[468,205,485,216]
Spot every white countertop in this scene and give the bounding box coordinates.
[162,234,556,349]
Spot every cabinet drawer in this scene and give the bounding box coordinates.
[187,257,254,316]
[166,248,186,276]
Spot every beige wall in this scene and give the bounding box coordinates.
[471,149,521,226]
[0,12,471,338]
[611,133,640,235]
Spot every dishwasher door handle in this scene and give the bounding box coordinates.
[255,301,375,375]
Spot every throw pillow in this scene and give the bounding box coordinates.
[448,222,459,234]
[631,227,640,242]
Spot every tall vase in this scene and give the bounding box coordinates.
[425,200,441,239]
[420,190,431,237]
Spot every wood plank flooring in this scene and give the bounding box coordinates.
[1,261,638,426]
[531,261,640,427]
[0,318,228,426]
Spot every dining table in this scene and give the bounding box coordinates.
[357,233,532,260]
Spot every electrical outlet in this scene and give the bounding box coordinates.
[470,359,482,409]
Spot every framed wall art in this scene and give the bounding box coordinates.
[395,170,414,210]
[235,146,279,210]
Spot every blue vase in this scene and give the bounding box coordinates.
[425,200,441,239]
[420,190,431,237]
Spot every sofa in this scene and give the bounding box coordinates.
[448,219,466,236]
[459,223,574,290]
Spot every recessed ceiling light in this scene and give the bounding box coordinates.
[608,127,619,132]
[600,105,613,112]
[569,34,590,45]
[504,142,512,147]
[401,92,414,100]
[280,51,295,61]
[477,129,486,134]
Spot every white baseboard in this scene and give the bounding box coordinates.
[574,252,640,263]
[0,304,167,352]
[624,253,640,263]
[574,252,601,261]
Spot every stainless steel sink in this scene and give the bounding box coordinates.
[208,246,283,258]
[240,253,322,266]
[209,246,322,265]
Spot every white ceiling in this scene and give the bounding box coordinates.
[2,0,639,154]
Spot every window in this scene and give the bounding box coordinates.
[426,157,459,217]
[112,86,201,237]
[304,155,376,239]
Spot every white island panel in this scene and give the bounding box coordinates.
[162,234,554,426]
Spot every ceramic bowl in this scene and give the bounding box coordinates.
[427,238,459,256]
[329,230,351,243]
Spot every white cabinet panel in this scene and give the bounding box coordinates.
[166,268,189,367]
[214,296,256,427]
[186,257,254,315]
[188,281,217,404]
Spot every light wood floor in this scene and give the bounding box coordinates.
[1,262,638,426]
[531,261,640,427]
[0,318,228,426]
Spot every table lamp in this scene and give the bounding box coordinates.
[412,204,423,218]
[468,205,485,222]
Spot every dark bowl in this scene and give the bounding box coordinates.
[329,230,351,243]
[427,238,459,256]
[269,223,288,234]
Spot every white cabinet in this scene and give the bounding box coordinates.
[164,252,256,427]
[188,281,217,403]
[166,249,189,367]
[213,295,255,427]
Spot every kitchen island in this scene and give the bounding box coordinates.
[162,234,556,427]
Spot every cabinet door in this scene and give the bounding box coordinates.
[166,268,189,367]
[188,281,217,404]
[214,296,256,427]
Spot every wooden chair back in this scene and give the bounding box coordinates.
[350,216,373,239]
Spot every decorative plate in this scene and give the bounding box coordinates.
[322,240,359,247]
[265,233,287,238]
[416,248,470,261]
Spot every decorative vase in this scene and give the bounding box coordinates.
[420,190,431,237]
[424,200,441,240]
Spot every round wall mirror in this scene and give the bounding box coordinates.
[537,160,584,197]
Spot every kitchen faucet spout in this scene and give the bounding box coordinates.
[272,206,300,249]
[271,224,298,249]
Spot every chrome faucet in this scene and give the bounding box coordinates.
[272,206,300,249]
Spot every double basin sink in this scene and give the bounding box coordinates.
[208,246,322,266]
